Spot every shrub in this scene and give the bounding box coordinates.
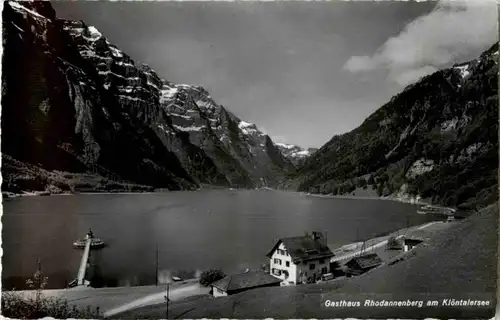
[2,292,102,319]
[1,261,102,319]
[199,269,226,287]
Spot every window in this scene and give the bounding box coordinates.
[274,258,281,265]
[272,268,281,276]
[321,267,328,274]
[319,259,325,264]
[286,261,290,267]
[309,264,315,270]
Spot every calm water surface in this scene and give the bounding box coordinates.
[2,189,437,289]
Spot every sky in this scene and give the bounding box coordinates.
[52,1,498,148]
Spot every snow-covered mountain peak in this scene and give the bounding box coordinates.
[275,142,295,149]
[160,84,178,102]
[238,121,259,134]
[8,1,51,21]
[274,142,317,165]
[80,25,103,42]
[454,63,471,79]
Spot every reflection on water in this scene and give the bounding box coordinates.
[2,189,437,290]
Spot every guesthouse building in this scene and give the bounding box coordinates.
[267,231,334,285]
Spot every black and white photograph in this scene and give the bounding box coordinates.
[1,0,498,318]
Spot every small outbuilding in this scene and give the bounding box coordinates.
[211,270,282,297]
[344,253,383,276]
[403,238,424,252]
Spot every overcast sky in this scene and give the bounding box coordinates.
[52,1,498,148]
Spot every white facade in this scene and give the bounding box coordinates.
[269,242,330,285]
[212,286,228,297]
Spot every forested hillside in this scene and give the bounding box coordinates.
[290,43,498,209]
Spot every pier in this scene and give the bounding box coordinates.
[70,230,105,288]
[76,234,92,286]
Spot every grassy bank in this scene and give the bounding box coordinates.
[119,204,498,319]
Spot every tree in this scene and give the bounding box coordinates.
[358,178,367,188]
[332,186,339,195]
[376,182,384,197]
[367,174,375,185]
[199,269,226,287]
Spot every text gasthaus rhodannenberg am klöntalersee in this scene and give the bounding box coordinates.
[323,299,492,308]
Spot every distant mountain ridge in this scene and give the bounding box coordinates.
[1,0,292,193]
[274,143,317,166]
[288,43,499,209]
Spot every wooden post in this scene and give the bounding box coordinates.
[156,243,159,286]
[166,282,170,319]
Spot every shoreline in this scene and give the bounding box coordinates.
[2,186,437,208]
[2,184,252,198]
[6,219,445,293]
[279,188,431,207]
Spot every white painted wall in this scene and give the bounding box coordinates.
[269,242,331,285]
[212,286,228,297]
[270,242,298,284]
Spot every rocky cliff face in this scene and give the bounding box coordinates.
[291,43,499,209]
[1,1,291,193]
[274,143,317,166]
[158,83,293,187]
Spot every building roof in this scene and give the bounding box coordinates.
[404,238,424,245]
[211,271,282,292]
[266,233,334,263]
[346,253,383,270]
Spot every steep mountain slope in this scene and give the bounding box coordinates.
[158,84,293,187]
[274,143,317,166]
[1,1,198,192]
[1,1,291,193]
[291,43,498,209]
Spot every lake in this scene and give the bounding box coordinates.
[2,189,439,289]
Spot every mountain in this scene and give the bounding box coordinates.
[290,43,498,209]
[1,1,291,194]
[274,143,317,166]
